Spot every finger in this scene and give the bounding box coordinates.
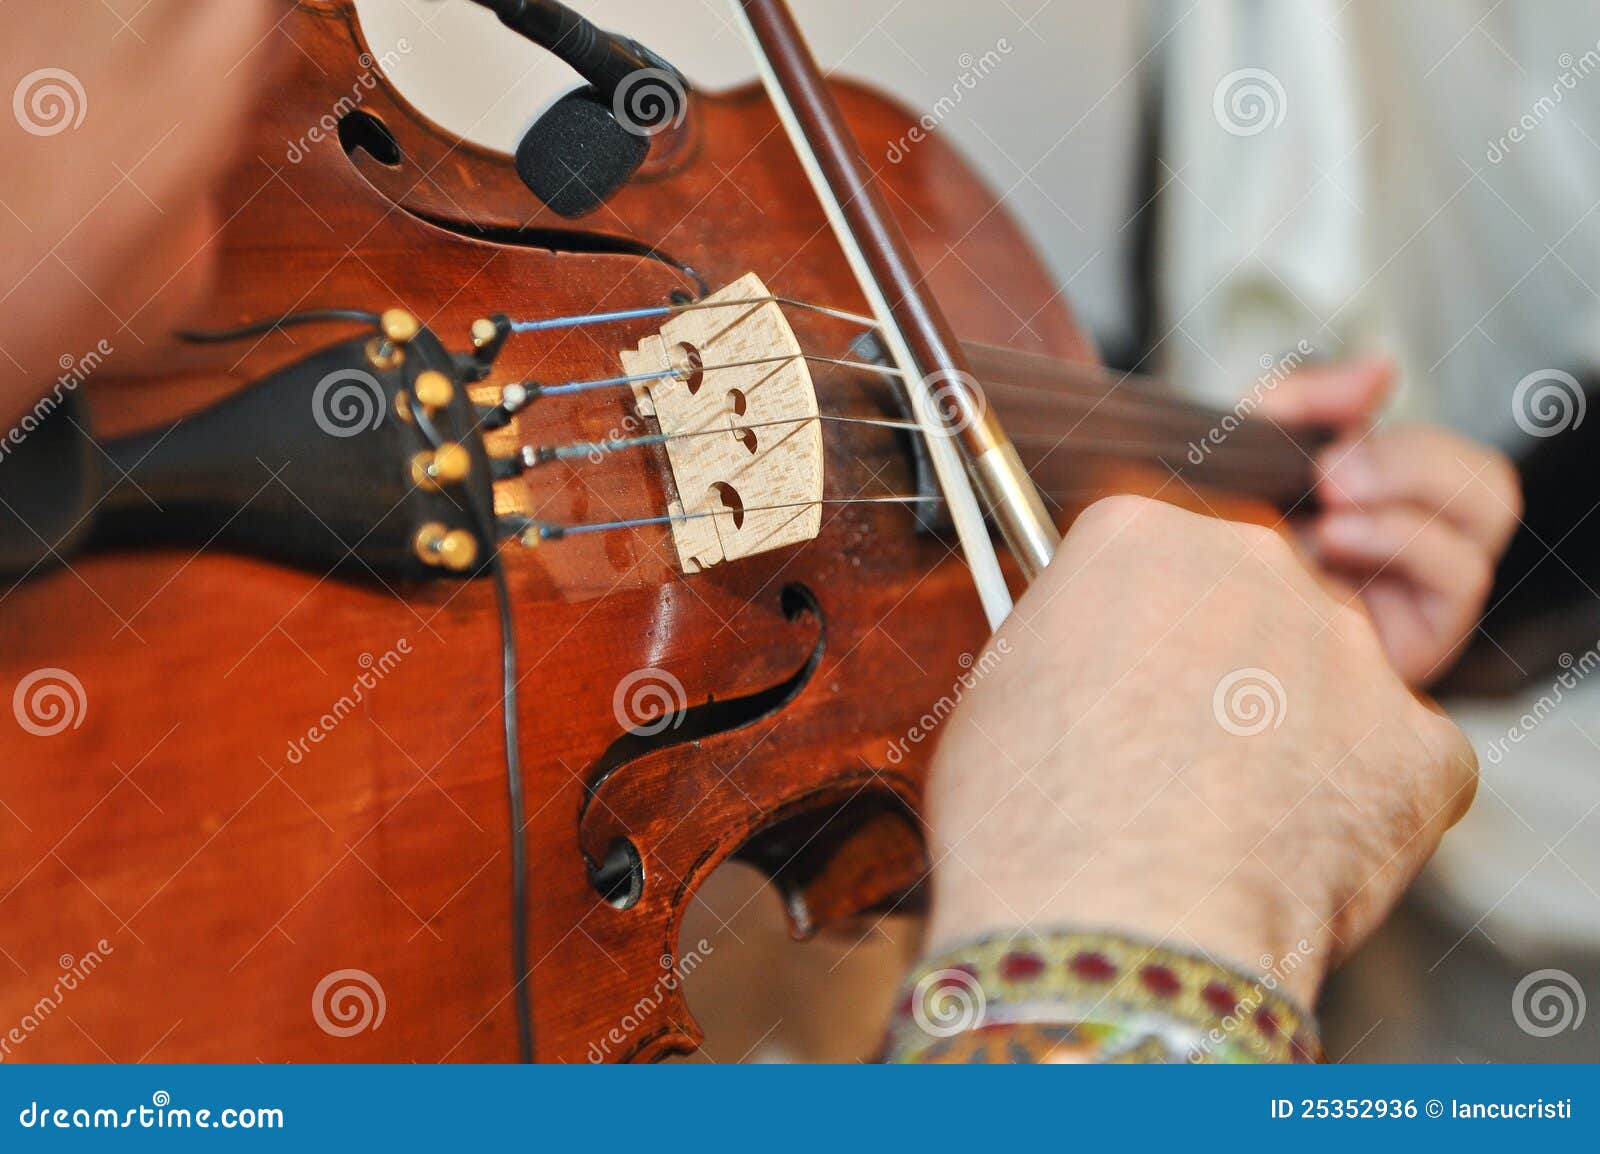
[1252,357,1396,429]
[1316,428,1522,553]
[1313,508,1493,640]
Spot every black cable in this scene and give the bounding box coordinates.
[175,308,381,344]
[493,552,533,1063]
[466,473,533,1063]
[181,295,534,1058]
[465,0,687,111]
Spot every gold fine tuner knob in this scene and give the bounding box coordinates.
[413,370,453,411]
[413,523,479,572]
[380,308,420,345]
[471,318,498,349]
[411,442,472,488]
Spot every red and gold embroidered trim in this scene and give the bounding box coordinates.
[884,931,1322,1064]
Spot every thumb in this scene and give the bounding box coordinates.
[1253,356,1396,430]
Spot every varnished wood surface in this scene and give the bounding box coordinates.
[0,0,1268,1063]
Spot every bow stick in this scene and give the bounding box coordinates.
[728,0,1060,627]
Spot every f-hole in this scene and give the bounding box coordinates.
[337,110,403,168]
[581,584,826,908]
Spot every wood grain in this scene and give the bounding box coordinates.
[0,0,1272,1064]
[621,273,823,572]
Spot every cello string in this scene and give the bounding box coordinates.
[520,351,900,401]
[181,298,1312,460]
[507,287,1181,403]
[1006,429,1307,462]
[517,495,940,542]
[507,332,1312,451]
[521,415,1310,476]
[511,399,1312,482]
[505,344,1308,459]
[502,290,1312,440]
[508,295,875,333]
[498,296,1317,481]
[523,413,919,466]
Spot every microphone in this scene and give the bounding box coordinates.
[513,87,651,218]
[471,0,691,216]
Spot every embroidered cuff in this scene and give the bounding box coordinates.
[883,930,1322,1064]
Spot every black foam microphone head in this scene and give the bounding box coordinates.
[515,87,650,218]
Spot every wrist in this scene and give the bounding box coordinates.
[926,828,1334,1006]
[888,928,1323,1064]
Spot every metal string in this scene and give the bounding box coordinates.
[508,295,875,334]
[515,389,1313,474]
[503,296,1312,449]
[518,495,940,541]
[526,413,918,465]
[522,350,900,402]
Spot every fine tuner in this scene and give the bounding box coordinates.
[0,271,939,583]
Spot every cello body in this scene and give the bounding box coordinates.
[0,1,1262,1062]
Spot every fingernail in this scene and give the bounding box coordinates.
[1320,445,1378,503]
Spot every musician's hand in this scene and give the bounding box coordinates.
[923,496,1478,1004]
[0,1,278,427]
[1255,358,1521,685]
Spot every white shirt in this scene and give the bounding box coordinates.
[1150,0,1600,955]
